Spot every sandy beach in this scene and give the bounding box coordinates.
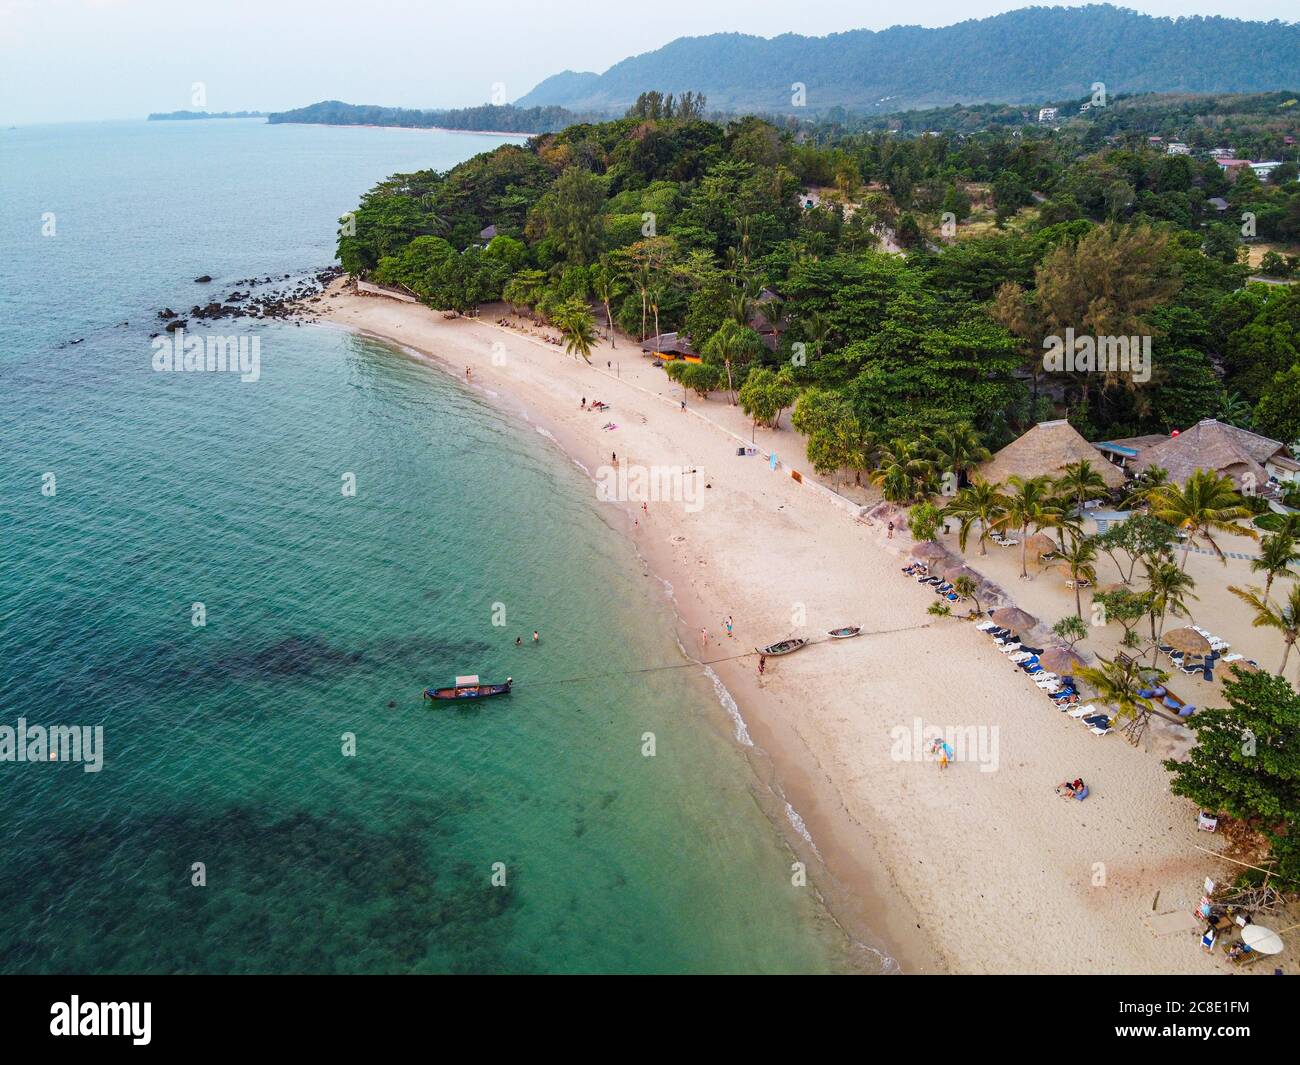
[315,280,1289,975]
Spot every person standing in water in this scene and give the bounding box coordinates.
[515,636,522,647]
[533,630,540,644]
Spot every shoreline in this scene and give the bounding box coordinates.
[266,121,533,138]
[313,281,1247,975]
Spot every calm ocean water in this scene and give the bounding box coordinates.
[0,119,854,973]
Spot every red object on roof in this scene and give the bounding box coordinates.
[1171,429,1180,437]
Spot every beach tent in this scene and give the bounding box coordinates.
[1039,647,1087,674]
[911,541,950,560]
[1025,532,1059,560]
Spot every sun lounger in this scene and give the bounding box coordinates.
[1018,645,1044,655]
[1088,724,1113,736]
[976,621,997,631]
[1221,653,1243,663]
[1068,704,1097,718]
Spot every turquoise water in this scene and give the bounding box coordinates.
[0,119,851,973]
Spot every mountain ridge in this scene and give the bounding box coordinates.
[514,6,1300,114]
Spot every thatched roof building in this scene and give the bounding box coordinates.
[640,331,700,361]
[1127,419,1296,489]
[977,420,1125,490]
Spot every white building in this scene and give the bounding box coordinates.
[1166,142,1191,155]
[1251,161,1283,180]
[1037,107,1058,123]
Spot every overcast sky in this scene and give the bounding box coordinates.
[2,0,1297,124]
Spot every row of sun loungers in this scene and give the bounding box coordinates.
[976,619,1113,735]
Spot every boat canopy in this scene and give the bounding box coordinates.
[455,675,480,687]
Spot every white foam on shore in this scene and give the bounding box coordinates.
[703,665,753,747]
[784,801,822,860]
[535,426,557,442]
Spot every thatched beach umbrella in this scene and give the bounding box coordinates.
[1025,532,1059,560]
[941,563,983,583]
[991,606,1038,631]
[1228,659,1260,675]
[1039,647,1086,674]
[911,541,949,560]
[1163,627,1211,656]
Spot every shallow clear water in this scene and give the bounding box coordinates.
[0,119,851,973]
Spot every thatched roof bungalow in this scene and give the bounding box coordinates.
[640,331,701,362]
[1122,419,1297,490]
[976,420,1125,490]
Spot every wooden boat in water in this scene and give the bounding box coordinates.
[423,674,513,701]
[828,626,862,639]
[756,638,807,657]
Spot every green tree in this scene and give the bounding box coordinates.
[1057,535,1099,619]
[1052,614,1089,651]
[1075,654,1165,742]
[701,320,764,405]
[1054,459,1111,512]
[1163,671,1300,865]
[1147,469,1254,569]
[554,298,597,362]
[994,474,1062,579]
[1228,585,1300,678]
[943,479,1008,556]
[526,166,606,266]
[1095,513,1175,584]
[1143,559,1198,648]
[1254,364,1300,445]
[908,501,943,542]
[1251,532,1300,601]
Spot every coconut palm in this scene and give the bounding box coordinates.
[952,574,984,616]
[1074,654,1168,745]
[871,439,939,504]
[701,320,764,405]
[1057,535,1099,619]
[1250,531,1300,600]
[1228,584,1300,677]
[591,267,625,347]
[1142,559,1199,648]
[931,424,991,492]
[1055,459,1111,511]
[554,299,597,363]
[1147,468,1255,569]
[943,479,1008,556]
[993,474,1063,579]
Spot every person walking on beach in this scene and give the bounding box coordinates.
[887,521,894,539]
[533,630,540,644]
[612,452,618,467]
[581,397,586,409]
[466,366,472,381]
[758,654,766,675]
[699,627,708,650]
[724,616,734,639]
[641,501,648,520]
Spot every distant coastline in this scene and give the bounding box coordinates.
[147,110,267,121]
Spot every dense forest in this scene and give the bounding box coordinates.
[338,90,1300,457]
[266,100,589,134]
[516,6,1300,114]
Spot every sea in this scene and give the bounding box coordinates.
[0,117,866,973]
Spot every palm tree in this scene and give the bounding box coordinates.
[591,268,625,347]
[943,479,1008,556]
[1057,535,1099,619]
[555,299,597,363]
[1055,459,1111,512]
[1142,559,1198,648]
[871,439,938,504]
[1250,531,1300,600]
[1147,468,1255,569]
[1074,655,1168,745]
[993,474,1062,579]
[1228,584,1300,677]
[931,424,991,492]
[701,320,764,406]
[952,574,984,617]
[1218,391,1254,429]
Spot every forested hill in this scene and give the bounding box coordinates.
[265,100,586,134]
[515,6,1300,114]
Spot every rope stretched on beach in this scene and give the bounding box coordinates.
[523,620,933,689]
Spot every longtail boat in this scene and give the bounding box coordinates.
[756,638,807,657]
[423,675,513,701]
[828,626,862,639]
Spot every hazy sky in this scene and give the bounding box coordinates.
[2,0,1297,124]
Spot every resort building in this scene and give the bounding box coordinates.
[640,331,701,362]
[976,419,1126,492]
[1100,419,1299,494]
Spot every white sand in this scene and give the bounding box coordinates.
[316,282,1289,974]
